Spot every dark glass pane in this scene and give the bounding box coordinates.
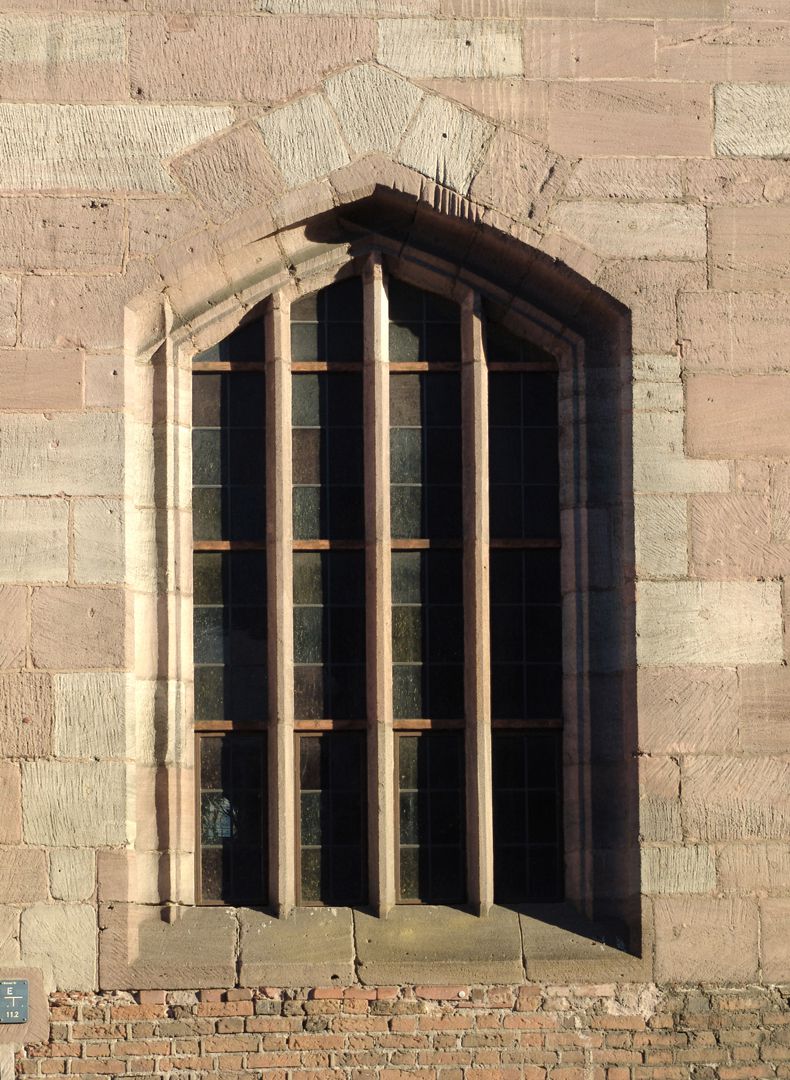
[294,606,323,664]
[392,552,421,604]
[391,486,422,539]
[291,322,319,362]
[293,486,321,539]
[192,372,222,427]
[291,279,362,364]
[194,319,263,365]
[193,551,223,606]
[388,278,423,320]
[388,279,459,363]
[392,606,422,663]
[195,666,224,722]
[393,664,423,720]
[192,429,223,486]
[294,665,324,719]
[390,428,422,484]
[293,551,323,605]
[292,373,321,426]
[229,372,266,428]
[390,374,422,427]
[389,322,421,363]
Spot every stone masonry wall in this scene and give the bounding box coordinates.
[1,0,790,1072]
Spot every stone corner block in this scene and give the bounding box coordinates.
[21,904,97,992]
[239,907,354,987]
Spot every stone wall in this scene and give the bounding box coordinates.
[1,0,789,1071]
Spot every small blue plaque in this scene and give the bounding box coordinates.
[0,980,28,1024]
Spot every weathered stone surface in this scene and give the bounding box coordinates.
[22,761,130,846]
[0,16,127,103]
[73,498,124,585]
[761,898,790,981]
[0,673,53,757]
[687,374,790,458]
[601,258,706,354]
[710,206,790,290]
[0,499,69,583]
[0,765,21,845]
[84,355,123,408]
[640,755,682,842]
[31,587,127,670]
[683,754,790,841]
[0,197,123,272]
[524,19,656,78]
[0,587,26,670]
[21,903,96,991]
[398,95,492,194]
[0,349,83,409]
[636,582,783,666]
[719,843,790,893]
[600,0,726,13]
[772,463,790,537]
[641,845,716,895]
[633,412,729,495]
[549,201,705,259]
[131,15,374,102]
[97,850,193,906]
[0,907,19,963]
[53,673,128,759]
[679,291,790,373]
[134,766,195,853]
[637,667,739,754]
[716,83,790,157]
[549,82,711,157]
[99,903,236,990]
[470,127,560,225]
[565,158,684,201]
[0,414,122,497]
[0,849,47,904]
[171,125,283,224]
[423,78,547,141]
[690,492,789,578]
[438,0,595,12]
[0,104,233,192]
[240,908,355,986]
[49,849,95,902]
[739,664,790,751]
[654,897,759,982]
[356,905,523,985]
[257,94,349,188]
[634,495,687,578]
[325,64,423,156]
[21,261,158,350]
[127,198,207,258]
[0,276,16,346]
[658,19,790,80]
[379,19,521,77]
[521,906,652,981]
[686,158,790,206]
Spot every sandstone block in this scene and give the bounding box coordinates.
[636,581,783,667]
[771,464,790,538]
[73,498,124,585]
[49,849,95,902]
[633,412,729,495]
[134,765,195,853]
[761,898,790,982]
[0,104,233,192]
[257,94,349,188]
[637,667,739,754]
[683,754,790,841]
[0,673,53,758]
[325,64,423,157]
[84,355,123,409]
[600,258,706,354]
[171,125,283,225]
[53,672,129,759]
[438,0,595,12]
[98,849,193,906]
[0,499,68,583]
[398,95,492,194]
[687,374,790,458]
[378,18,521,77]
[0,197,123,272]
[21,903,96,991]
[470,127,561,225]
[634,495,687,578]
[0,349,83,410]
[658,19,790,80]
[716,84,790,157]
[739,664,790,752]
[679,291,790,373]
[524,19,655,79]
[639,755,682,842]
[718,844,790,893]
[31,587,127,670]
[0,849,47,904]
[654,897,759,982]
[690,493,790,578]
[641,845,716,895]
[0,276,16,346]
[565,158,684,202]
[0,587,26,670]
[0,414,123,497]
[131,15,374,103]
[549,82,711,157]
[686,158,790,206]
[22,760,130,846]
[710,206,790,290]
[599,0,726,13]
[0,764,21,845]
[127,198,208,259]
[423,78,547,142]
[0,15,126,103]
[240,908,356,986]
[549,201,705,260]
[0,907,19,964]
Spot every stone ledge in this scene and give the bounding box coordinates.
[239,908,355,988]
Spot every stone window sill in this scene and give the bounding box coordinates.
[99,901,651,990]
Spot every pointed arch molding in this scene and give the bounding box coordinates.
[109,170,642,990]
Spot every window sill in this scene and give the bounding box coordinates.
[99,901,650,991]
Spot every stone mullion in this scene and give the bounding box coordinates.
[267,292,296,918]
[461,287,494,916]
[364,255,396,916]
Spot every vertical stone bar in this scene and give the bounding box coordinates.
[267,292,295,917]
[364,255,395,916]
[461,287,493,916]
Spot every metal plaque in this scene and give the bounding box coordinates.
[0,980,28,1024]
